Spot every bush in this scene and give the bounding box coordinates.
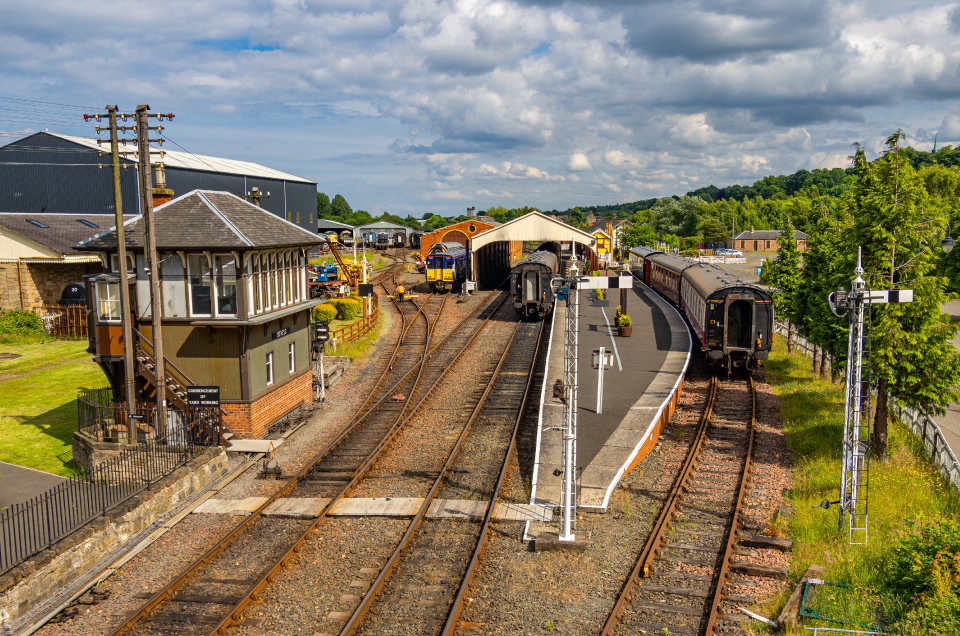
[330,298,361,320]
[0,309,45,336]
[615,305,622,318]
[886,517,960,599]
[595,289,604,300]
[311,304,337,323]
[618,314,632,327]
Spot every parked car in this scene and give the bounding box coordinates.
[726,249,744,257]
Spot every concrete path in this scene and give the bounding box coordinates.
[532,280,690,510]
[0,461,68,510]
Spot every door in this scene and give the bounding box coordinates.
[725,297,755,350]
[523,270,538,302]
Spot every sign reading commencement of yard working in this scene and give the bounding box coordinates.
[187,386,220,408]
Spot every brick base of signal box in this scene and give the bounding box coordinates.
[221,369,313,439]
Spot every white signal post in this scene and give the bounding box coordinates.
[592,347,613,414]
[827,247,913,545]
[554,250,634,544]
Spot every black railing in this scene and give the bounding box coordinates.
[0,427,213,575]
[77,387,220,445]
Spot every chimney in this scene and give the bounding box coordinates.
[152,163,174,206]
[467,207,476,217]
[750,226,754,232]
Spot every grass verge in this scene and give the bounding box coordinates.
[0,339,108,476]
[750,335,960,634]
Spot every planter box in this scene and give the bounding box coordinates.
[618,326,633,337]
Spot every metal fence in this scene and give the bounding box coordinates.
[33,304,87,338]
[0,428,212,574]
[774,321,960,492]
[77,387,220,445]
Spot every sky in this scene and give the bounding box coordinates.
[3,0,960,217]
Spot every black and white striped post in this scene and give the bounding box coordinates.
[552,269,634,543]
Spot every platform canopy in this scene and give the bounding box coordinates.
[469,211,597,252]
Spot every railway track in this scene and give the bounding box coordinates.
[105,270,511,636]
[334,318,547,636]
[602,374,757,636]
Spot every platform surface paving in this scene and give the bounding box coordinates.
[533,279,690,510]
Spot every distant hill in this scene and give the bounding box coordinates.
[562,145,960,216]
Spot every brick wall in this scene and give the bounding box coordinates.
[221,368,312,439]
[0,261,100,310]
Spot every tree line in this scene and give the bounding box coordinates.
[761,131,960,459]
[316,192,540,232]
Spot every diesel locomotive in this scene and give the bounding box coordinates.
[425,242,469,292]
[629,246,774,370]
[510,249,559,320]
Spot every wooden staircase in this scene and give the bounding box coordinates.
[133,329,234,445]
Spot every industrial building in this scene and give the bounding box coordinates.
[0,133,318,234]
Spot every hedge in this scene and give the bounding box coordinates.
[330,298,361,320]
[0,309,45,336]
[311,304,338,323]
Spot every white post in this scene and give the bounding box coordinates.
[596,345,605,414]
[317,345,326,403]
[363,247,370,315]
[560,257,579,542]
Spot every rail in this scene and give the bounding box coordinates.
[774,321,960,493]
[32,304,87,338]
[0,428,212,575]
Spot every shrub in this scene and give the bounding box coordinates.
[615,305,622,317]
[0,309,45,336]
[886,517,960,599]
[330,298,360,320]
[595,289,604,300]
[618,314,632,327]
[311,304,337,323]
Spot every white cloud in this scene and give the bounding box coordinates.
[566,152,593,171]
[2,0,960,213]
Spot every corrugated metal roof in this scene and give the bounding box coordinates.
[47,133,315,184]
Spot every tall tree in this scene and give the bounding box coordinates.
[331,194,352,218]
[317,192,331,217]
[566,207,586,228]
[845,131,960,458]
[760,217,802,351]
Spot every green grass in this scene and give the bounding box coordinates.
[750,336,960,633]
[0,339,108,476]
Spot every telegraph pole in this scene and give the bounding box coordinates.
[105,106,137,442]
[135,105,169,432]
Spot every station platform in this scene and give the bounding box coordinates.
[531,280,691,510]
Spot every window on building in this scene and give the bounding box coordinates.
[284,252,292,304]
[269,253,278,308]
[296,211,300,224]
[214,253,237,316]
[78,219,98,228]
[187,254,212,316]
[288,342,295,374]
[110,253,135,273]
[26,219,48,228]
[266,351,274,386]
[159,252,187,317]
[309,213,313,224]
[253,256,262,313]
[95,281,120,323]
[277,253,286,306]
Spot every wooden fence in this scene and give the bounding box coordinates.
[33,305,87,338]
[774,321,960,492]
[328,292,380,349]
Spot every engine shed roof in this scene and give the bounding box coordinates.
[513,249,558,270]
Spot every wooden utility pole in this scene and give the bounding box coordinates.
[136,105,167,433]
[107,106,139,442]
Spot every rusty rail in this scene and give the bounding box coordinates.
[704,376,756,635]
[601,375,719,635]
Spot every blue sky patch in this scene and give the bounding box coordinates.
[197,38,279,52]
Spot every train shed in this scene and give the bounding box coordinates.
[418,217,522,264]
[469,212,598,289]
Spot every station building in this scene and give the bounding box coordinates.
[353,221,412,243]
[0,213,135,310]
[734,227,808,252]
[418,217,521,263]
[78,190,322,439]
[0,132,319,235]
